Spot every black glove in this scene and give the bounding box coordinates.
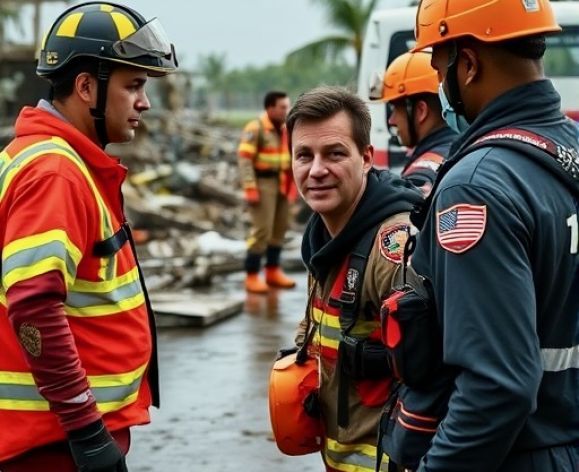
[68,419,128,472]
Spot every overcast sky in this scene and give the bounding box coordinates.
[11,0,411,70]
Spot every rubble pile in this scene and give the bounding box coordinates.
[108,109,303,289]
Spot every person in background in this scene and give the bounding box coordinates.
[370,51,456,196]
[0,3,177,471]
[287,86,422,472]
[238,91,297,294]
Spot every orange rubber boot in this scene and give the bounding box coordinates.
[245,273,269,294]
[265,266,296,289]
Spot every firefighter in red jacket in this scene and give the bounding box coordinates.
[371,51,456,196]
[238,91,297,293]
[0,3,177,471]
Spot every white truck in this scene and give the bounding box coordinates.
[358,2,579,169]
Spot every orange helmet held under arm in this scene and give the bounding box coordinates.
[413,0,561,51]
[268,352,323,456]
[372,51,438,103]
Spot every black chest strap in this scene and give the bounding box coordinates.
[93,223,129,257]
[337,224,381,429]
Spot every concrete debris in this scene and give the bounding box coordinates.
[105,110,305,291]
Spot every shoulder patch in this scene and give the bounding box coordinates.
[379,224,409,263]
[436,204,487,254]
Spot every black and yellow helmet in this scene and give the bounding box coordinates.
[37,2,178,78]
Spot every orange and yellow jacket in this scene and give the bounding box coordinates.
[237,113,294,197]
[0,104,157,461]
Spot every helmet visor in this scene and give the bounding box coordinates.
[112,18,174,60]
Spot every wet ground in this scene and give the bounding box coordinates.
[127,271,324,472]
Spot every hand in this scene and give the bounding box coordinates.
[244,188,260,205]
[68,420,127,471]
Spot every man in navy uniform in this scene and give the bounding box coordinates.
[406,0,579,470]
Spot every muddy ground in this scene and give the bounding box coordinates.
[127,271,324,471]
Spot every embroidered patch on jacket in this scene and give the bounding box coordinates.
[437,204,487,254]
[19,323,41,357]
[379,224,409,263]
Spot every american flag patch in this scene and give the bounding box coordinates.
[436,204,487,254]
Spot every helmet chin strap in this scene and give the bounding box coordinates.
[445,41,466,117]
[89,60,110,148]
[405,98,418,148]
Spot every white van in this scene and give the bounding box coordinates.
[358,2,579,169]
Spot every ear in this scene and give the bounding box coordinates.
[413,100,429,125]
[460,47,479,86]
[74,72,97,106]
[363,144,374,172]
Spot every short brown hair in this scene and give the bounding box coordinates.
[286,86,371,153]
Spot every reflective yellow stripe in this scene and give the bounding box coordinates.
[88,363,147,388]
[2,230,83,290]
[324,438,389,472]
[73,267,139,293]
[110,12,136,40]
[65,292,145,317]
[0,138,117,280]
[239,143,256,155]
[313,307,378,335]
[56,12,83,38]
[0,363,147,412]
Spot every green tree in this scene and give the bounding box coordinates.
[0,2,22,47]
[197,52,229,112]
[286,0,379,77]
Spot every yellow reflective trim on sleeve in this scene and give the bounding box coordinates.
[110,12,137,40]
[239,143,257,155]
[56,12,84,38]
[3,229,82,265]
[66,292,145,317]
[3,257,73,291]
[0,148,55,202]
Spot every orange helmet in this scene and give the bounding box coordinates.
[413,0,561,51]
[371,51,438,103]
[268,352,323,456]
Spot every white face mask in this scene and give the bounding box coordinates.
[438,83,470,134]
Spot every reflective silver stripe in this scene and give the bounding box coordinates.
[2,241,77,280]
[320,324,341,341]
[0,376,143,404]
[542,344,579,372]
[0,142,58,190]
[66,279,143,308]
[325,449,389,472]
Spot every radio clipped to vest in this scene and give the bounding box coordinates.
[379,234,442,390]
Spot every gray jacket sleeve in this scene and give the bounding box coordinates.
[417,183,543,471]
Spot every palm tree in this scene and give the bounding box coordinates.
[0,2,22,49]
[286,0,379,77]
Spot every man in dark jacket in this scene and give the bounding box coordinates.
[286,86,422,471]
[401,0,579,471]
[370,51,456,196]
